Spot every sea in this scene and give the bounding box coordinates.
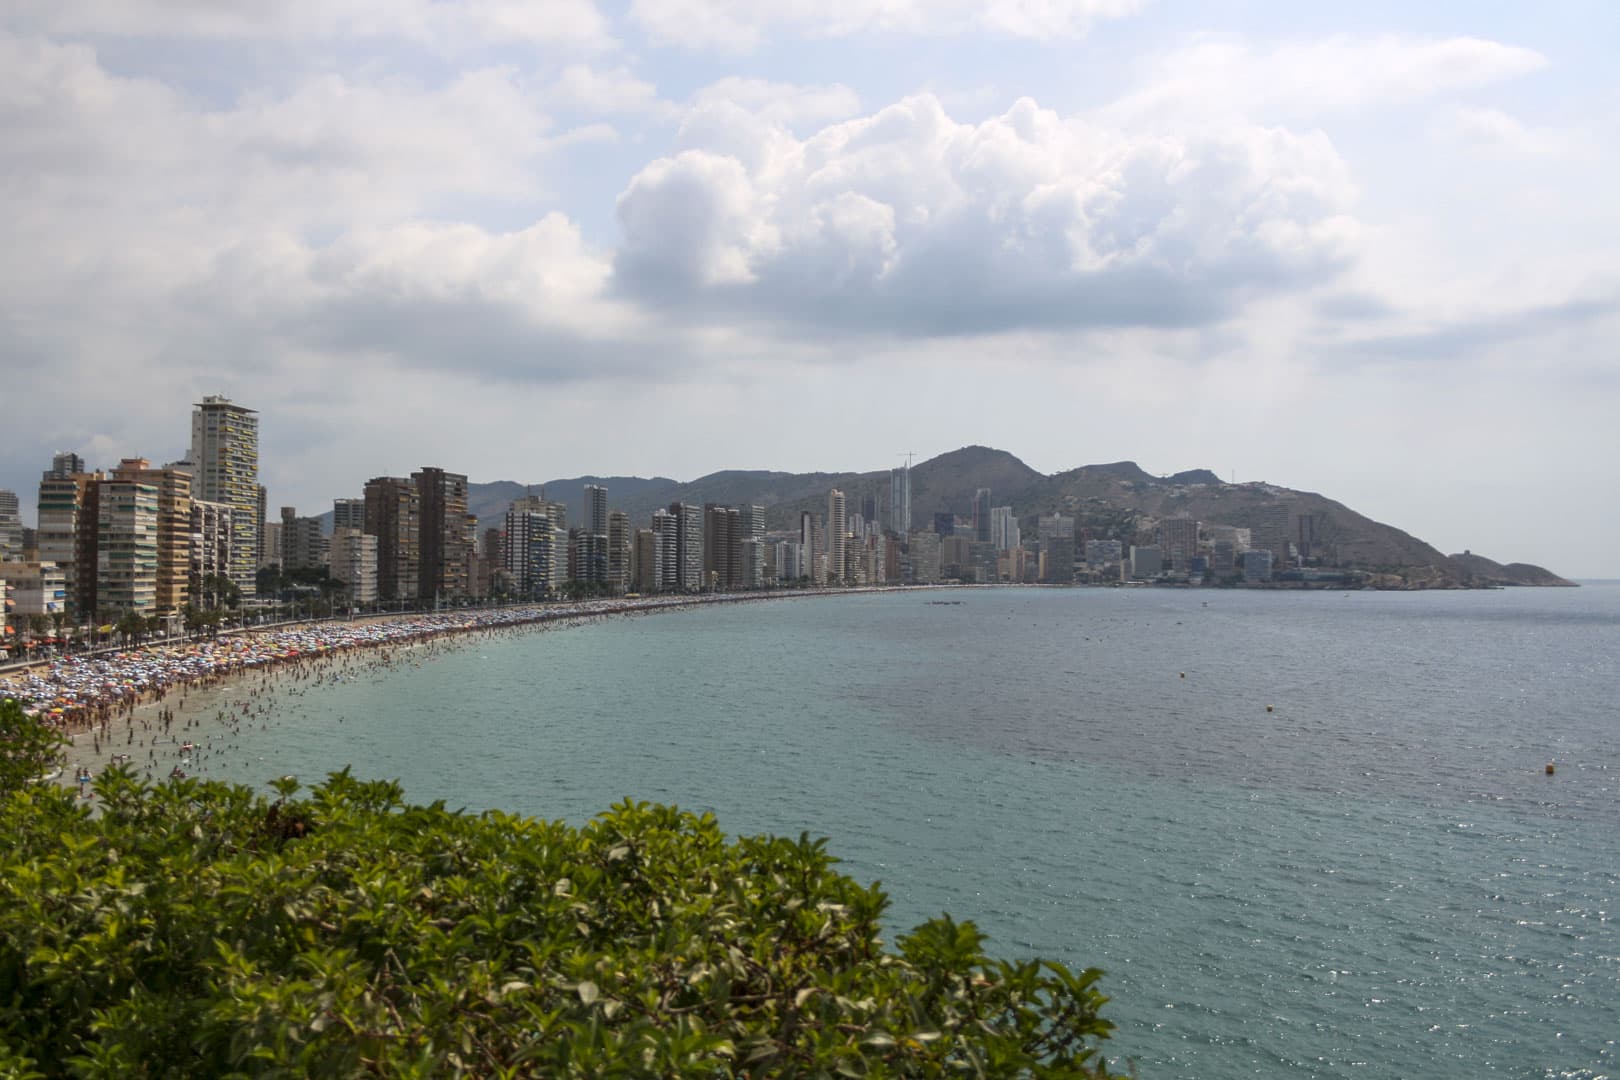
[166,584,1619,1079]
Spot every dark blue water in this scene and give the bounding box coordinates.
[182,586,1620,1079]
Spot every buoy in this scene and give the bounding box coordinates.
[1265,704,1274,713]
[1545,762,1555,775]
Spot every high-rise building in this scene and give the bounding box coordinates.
[1252,504,1293,567]
[47,452,85,480]
[1161,517,1199,572]
[0,490,21,561]
[633,528,660,592]
[704,503,738,590]
[188,396,259,599]
[333,498,366,532]
[826,489,846,584]
[890,463,912,536]
[255,484,268,572]
[328,527,378,606]
[906,531,941,584]
[607,510,631,592]
[96,470,159,614]
[585,485,608,536]
[36,466,106,621]
[859,494,878,526]
[413,467,470,601]
[37,465,95,619]
[989,506,1018,552]
[279,507,326,571]
[363,477,420,603]
[650,509,679,591]
[504,495,565,598]
[972,489,992,544]
[1296,514,1317,562]
[670,502,703,591]
[189,500,233,603]
[798,511,816,580]
[111,459,192,620]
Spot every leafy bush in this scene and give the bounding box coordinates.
[0,758,1113,1077]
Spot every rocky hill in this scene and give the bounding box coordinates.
[343,447,1567,587]
[1448,552,1576,587]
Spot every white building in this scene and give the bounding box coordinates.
[0,561,68,620]
[328,528,378,605]
[189,395,260,598]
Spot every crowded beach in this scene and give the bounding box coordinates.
[0,595,784,733]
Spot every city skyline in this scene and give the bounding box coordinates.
[2,4,1617,577]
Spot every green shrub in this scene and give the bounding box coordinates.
[0,734,1112,1076]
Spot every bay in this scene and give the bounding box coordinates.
[183,585,1620,1079]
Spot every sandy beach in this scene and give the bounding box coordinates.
[5,587,940,795]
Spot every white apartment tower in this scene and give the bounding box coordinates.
[890,463,911,536]
[827,489,847,583]
[189,396,259,598]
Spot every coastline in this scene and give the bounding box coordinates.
[1,587,940,791]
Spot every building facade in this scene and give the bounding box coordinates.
[363,477,420,603]
[328,527,378,606]
[413,467,470,601]
[188,396,259,598]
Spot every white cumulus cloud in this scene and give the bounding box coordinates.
[614,94,1361,335]
[628,0,1146,50]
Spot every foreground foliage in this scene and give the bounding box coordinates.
[0,698,65,794]
[0,762,1113,1077]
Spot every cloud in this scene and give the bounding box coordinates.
[691,78,862,129]
[548,64,673,117]
[627,0,1146,50]
[4,0,614,50]
[1111,35,1547,124]
[613,94,1361,335]
[1327,293,1620,367]
[1440,107,1575,156]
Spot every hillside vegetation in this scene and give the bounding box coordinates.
[0,700,1114,1078]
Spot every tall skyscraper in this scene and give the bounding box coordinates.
[704,503,738,589]
[585,485,608,536]
[607,510,631,592]
[363,477,420,602]
[669,502,703,591]
[189,396,259,598]
[890,463,911,535]
[413,467,470,601]
[826,489,847,583]
[989,506,1018,552]
[972,488,992,544]
[651,509,679,591]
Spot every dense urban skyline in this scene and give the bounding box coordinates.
[2,3,1616,577]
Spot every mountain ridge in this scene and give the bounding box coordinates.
[319,447,1572,586]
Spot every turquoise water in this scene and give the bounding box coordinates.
[187,587,1620,1079]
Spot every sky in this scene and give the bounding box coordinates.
[2,1,1617,577]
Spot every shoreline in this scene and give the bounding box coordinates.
[0,587,944,790]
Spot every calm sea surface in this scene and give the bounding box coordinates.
[190,585,1619,1079]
